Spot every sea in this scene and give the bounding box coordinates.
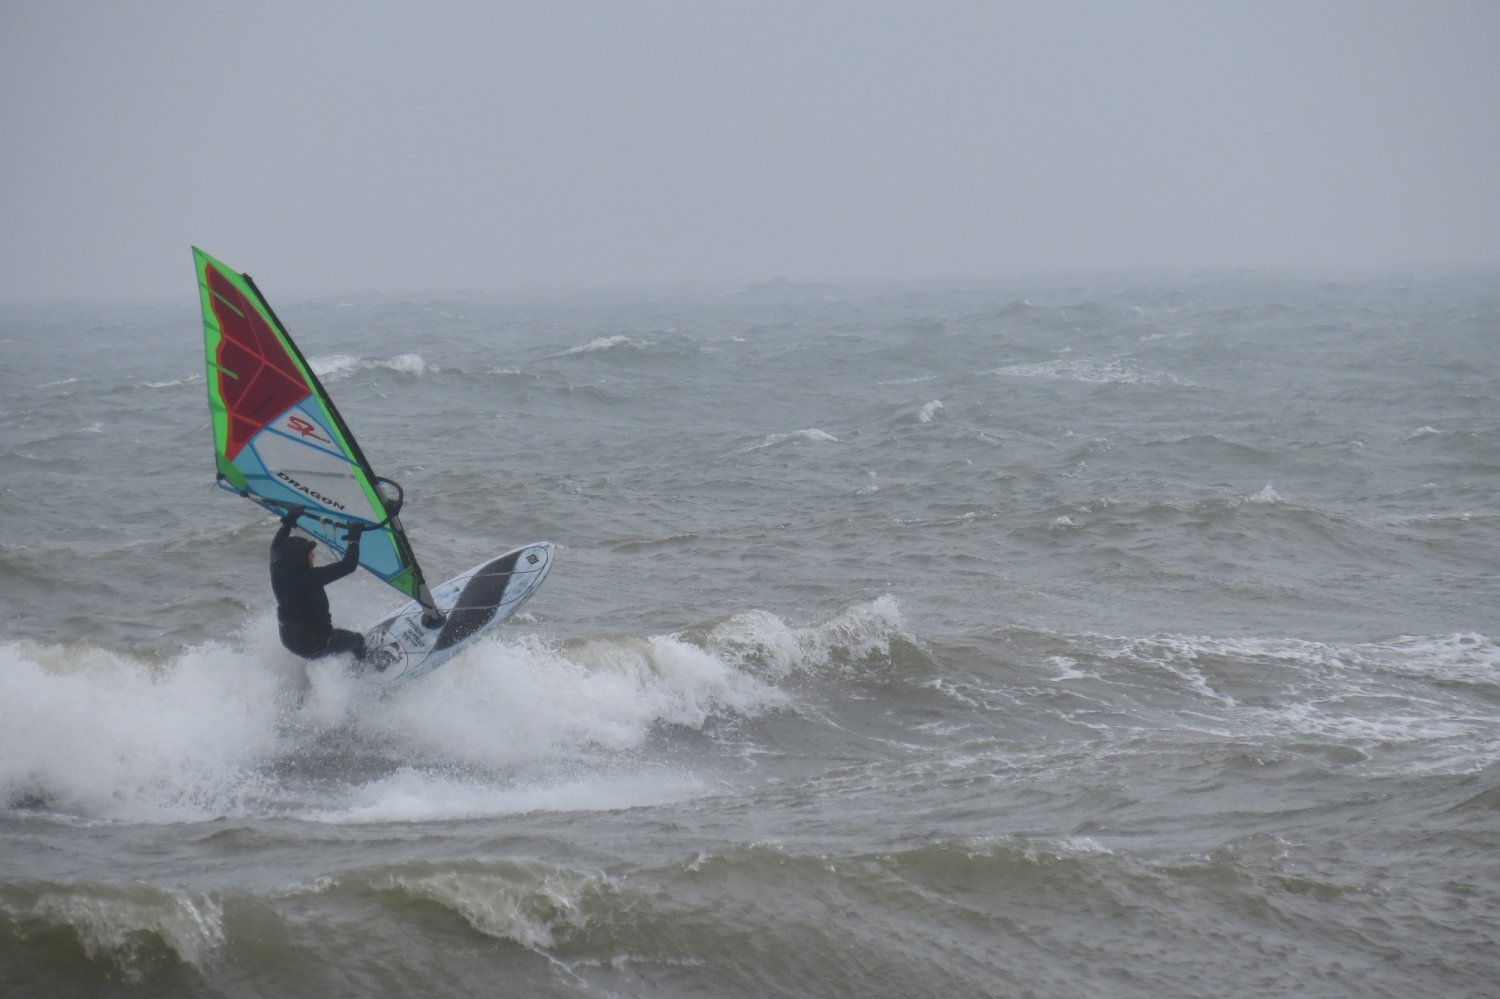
[1,267,1497,998]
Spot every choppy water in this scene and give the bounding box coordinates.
[2,269,1498,997]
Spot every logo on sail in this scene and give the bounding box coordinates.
[276,470,347,511]
[286,415,333,444]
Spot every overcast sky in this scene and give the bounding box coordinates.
[2,1,1497,300]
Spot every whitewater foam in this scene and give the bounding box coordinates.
[319,767,710,824]
[0,607,832,823]
[557,335,640,356]
[993,357,1188,386]
[308,353,431,380]
[703,596,909,677]
[0,637,290,822]
[736,428,840,453]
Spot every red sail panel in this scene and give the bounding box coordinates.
[205,263,312,460]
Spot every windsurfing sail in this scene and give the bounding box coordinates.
[193,247,439,616]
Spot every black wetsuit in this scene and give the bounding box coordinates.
[270,510,367,659]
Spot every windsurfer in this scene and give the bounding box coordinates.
[270,504,369,660]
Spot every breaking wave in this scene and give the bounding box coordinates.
[0,598,910,825]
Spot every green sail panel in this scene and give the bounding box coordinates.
[194,247,432,607]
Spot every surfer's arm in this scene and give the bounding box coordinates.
[309,535,361,585]
[272,504,305,546]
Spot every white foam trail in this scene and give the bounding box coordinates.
[381,352,428,375]
[737,428,840,452]
[557,335,637,356]
[993,358,1187,386]
[1245,483,1285,504]
[322,767,710,825]
[308,354,361,379]
[1074,630,1500,772]
[308,353,430,380]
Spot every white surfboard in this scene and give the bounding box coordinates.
[360,542,555,687]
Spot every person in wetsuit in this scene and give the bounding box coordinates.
[270,504,368,659]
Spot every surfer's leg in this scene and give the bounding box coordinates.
[279,623,323,660]
[323,628,367,660]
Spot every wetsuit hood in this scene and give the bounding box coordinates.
[273,535,317,570]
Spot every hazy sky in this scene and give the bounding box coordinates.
[3,0,1498,300]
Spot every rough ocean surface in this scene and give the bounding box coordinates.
[2,268,1498,997]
